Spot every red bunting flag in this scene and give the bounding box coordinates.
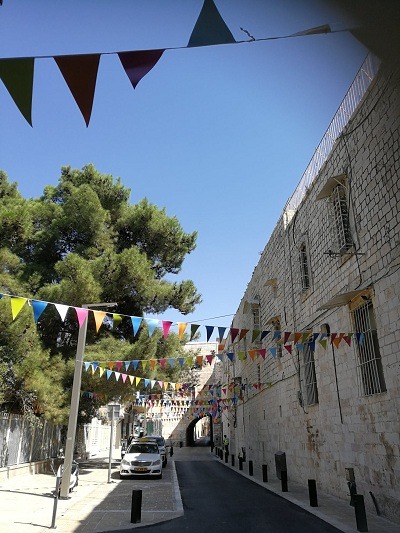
[54,54,100,126]
[118,49,165,89]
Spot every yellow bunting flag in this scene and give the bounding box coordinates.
[177,322,187,339]
[10,296,28,320]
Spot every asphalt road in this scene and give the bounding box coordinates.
[128,460,342,533]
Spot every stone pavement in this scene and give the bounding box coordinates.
[0,446,399,532]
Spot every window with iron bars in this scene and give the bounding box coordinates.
[251,305,261,330]
[303,343,319,405]
[352,299,386,396]
[330,183,353,253]
[299,242,311,291]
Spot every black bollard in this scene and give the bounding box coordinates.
[225,452,229,463]
[179,441,183,448]
[131,490,142,523]
[281,470,288,492]
[308,479,318,507]
[231,454,235,467]
[262,464,268,483]
[249,460,254,476]
[169,445,174,457]
[239,457,243,471]
[353,494,368,532]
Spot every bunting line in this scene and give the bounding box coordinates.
[0,0,345,125]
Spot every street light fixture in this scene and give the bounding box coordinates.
[59,302,117,499]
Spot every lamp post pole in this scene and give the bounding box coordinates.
[59,302,116,499]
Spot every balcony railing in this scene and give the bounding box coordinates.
[283,53,381,227]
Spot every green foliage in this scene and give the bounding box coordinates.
[0,166,201,424]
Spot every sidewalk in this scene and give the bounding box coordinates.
[0,447,399,532]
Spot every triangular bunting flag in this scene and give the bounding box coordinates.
[188,0,236,47]
[177,322,187,340]
[118,49,165,89]
[177,357,185,368]
[145,318,159,337]
[54,54,100,126]
[284,344,292,354]
[0,58,34,125]
[230,328,239,342]
[168,358,175,368]
[131,316,143,336]
[112,313,122,329]
[251,329,261,343]
[269,347,277,358]
[226,352,234,362]
[248,349,257,361]
[190,324,200,341]
[54,303,70,322]
[239,329,249,341]
[75,307,89,328]
[258,349,266,359]
[217,326,227,340]
[260,330,270,342]
[206,354,214,365]
[205,325,214,342]
[196,355,204,366]
[31,299,48,323]
[93,310,106,332]
[10,296,27,320]
[162,320,173,339]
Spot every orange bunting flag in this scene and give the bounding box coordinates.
[196,355,204,366]
[150,359,157,370]
[10,296,27,320]
[93,311,107,332]
[239,329,249,341]
[177,322,187,339]
[54,54,100,126]
[248,350,257,361]
[332,333,345,349]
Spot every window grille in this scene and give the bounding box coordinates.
[251,305,261,329]
[299,243,310,290]
[352,300,386,396]
[330,184,353,253]
[303,343,319,405]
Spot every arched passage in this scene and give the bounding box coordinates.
[185,414,213,447]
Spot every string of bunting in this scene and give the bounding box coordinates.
[0,292,365,350]
[0,0,340,126]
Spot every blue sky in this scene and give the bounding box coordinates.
[0,1,367,340]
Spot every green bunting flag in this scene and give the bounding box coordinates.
[0,58,34,125]
[188,0,236,47]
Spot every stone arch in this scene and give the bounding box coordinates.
[185,414,213,447]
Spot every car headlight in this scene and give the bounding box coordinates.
[153,459,161,466]
[121,459,130,466]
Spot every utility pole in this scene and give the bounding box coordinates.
[59,302,116,499]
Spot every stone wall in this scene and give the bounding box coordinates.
[221,62,400,523]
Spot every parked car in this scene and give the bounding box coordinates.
[120,441,162,479]
[138,436,168,467]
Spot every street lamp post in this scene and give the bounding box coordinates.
[59,302,116,499]
[107,402,120,483]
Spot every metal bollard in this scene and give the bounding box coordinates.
[179,441,183,448]
[131,490,142,523]
[353,494,368,532]
[231,454,235,467]
[239,457,243,471]
[249,460,254,476]
[281,470,288,492]
[262,464,268,483]
[308,479,318,507]
[169,445,174,457]
[225,452,229,463]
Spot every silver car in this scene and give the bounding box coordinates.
[120,441,162,479]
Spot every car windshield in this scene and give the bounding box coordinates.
[128,443,158,454]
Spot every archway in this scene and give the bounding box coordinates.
[185,414,213,447]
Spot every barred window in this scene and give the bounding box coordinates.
[352,299,386,396]
[299,242,310,291]
[330,183,353,253]
[251,305,261,329]
[303,343,319,405]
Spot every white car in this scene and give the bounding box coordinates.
[137,436,168,467]
[120,441,162,479]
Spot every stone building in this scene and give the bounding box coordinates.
[219,54,400,523]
